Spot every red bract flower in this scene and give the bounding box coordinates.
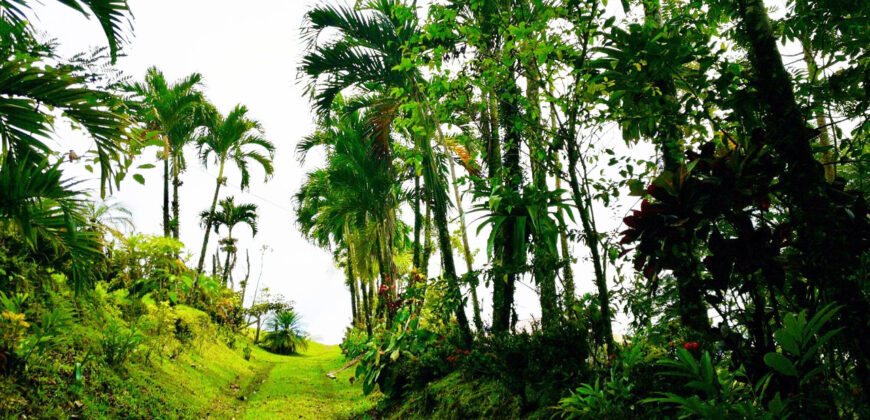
[682,341,699,350]
[464,350,470,355]
[641,199,652,212]
[609,354,616,360]
[759,196,771,211]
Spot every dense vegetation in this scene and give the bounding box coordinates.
[0,1,320,417]
[293,0,870,418]
[2,0,869,418]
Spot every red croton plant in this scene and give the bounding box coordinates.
[620,137,870,384]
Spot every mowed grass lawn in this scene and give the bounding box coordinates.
[241,342,379,419]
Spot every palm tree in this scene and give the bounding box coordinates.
[200,196,258,288]
[1,0,131,61]
[294,108,399,334]
[85,199,134,240]
[194,105,275,275]
[0,3,130,292]
[261,310,309,355]
[301,0,472,340]
[0,153,103,292]
[126,68,206,238]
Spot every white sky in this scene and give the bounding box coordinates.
[31,0,642,344]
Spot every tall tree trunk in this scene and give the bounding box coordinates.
[196,159,226,274]
[240,250,251,303]
[413,171,423,270]
[374,227,388,321]
[800,37,836,182]
[162,144,170,238]
[554,155,576,310]
[171,153,181,239]
[361,277,372,336]
[347,252,358,327]
[419,134,472,342]
[492,71,524,334]
[444,143,484,331]
[525,57,560,333]
[211,253,219,278]
[422,202,434,278]
[221,230,234,288]
[344,222,360,327]
[736,0,870,393]
[565,133,614,349]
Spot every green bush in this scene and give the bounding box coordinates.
[101,319,142,366]
[261,310,309,355]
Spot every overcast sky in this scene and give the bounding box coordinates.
[32,0,642,344]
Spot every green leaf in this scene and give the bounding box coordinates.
[764,353,798,377]
[628,179,645,196]
[133,174,145,185]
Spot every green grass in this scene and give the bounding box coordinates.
[242,341,379,419]
[77,305,377,419]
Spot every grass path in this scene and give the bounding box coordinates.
[237,342,378,419]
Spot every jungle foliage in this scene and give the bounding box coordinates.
[294,0,870,418]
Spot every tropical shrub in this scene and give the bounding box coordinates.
[261,309,309,355]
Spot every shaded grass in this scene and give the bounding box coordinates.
[384,372,524,420]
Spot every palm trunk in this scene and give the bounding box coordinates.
[221,230,234,288]
[240,250,251,303]
[361,277,372,336]
[196,159,226,274]
[344,222,360,327]
[431,189,472,342]
[347,253,358,326]
[420,139,472,342]
[374,228,385,317]
[422,202,434,278]
[211,253,219,278]
[412,171,423,270]
[171,153,181,239]
[162,143,170,238]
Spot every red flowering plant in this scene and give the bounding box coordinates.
[681,341,699,351]
[619,141,790,340]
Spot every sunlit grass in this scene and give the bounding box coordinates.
[243,342,379,419]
